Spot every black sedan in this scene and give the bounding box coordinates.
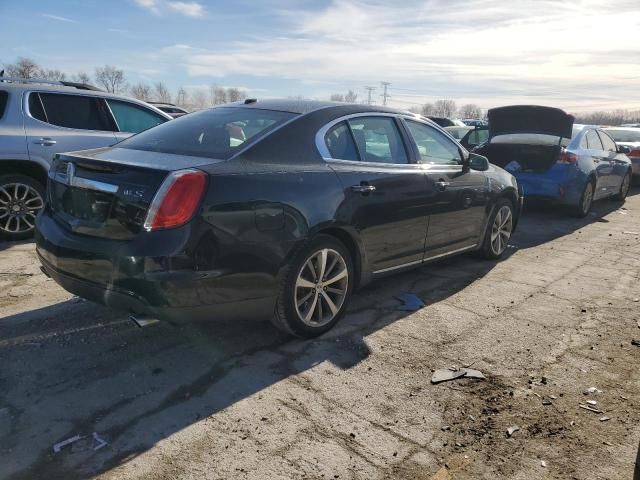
[36,100,522,337]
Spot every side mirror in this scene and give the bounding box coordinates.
[617,145,631,154]
[468,153,490,171]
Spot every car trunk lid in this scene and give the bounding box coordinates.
[47,148,218,240]
[488,105,575,140]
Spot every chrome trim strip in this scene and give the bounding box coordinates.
[372,244,477,274]
[49,170,119,193]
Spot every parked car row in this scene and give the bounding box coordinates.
[0,79,634,337]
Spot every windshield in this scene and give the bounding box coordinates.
[605,129,640,143]
[119,107,296,159]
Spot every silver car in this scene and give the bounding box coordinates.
[0,78,172,240]
[603,127,640,177]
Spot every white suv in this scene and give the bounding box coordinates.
[0,78,172,240]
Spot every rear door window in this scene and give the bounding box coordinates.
[346,116,408,164]
[35,92,115,131]
[118,106,296,160]
[106,100,167,134]
[597,131,617,153]
[0,91,8,120]
[325,122,359,161]
[585,130,603,150]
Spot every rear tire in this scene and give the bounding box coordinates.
[615,170,631,201]
[478,198,514,260]
[271,234,354,338]
[0,174,46,241]
[571,179,595,218]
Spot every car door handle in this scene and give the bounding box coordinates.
[351,184,376,194]
[34,138,57,146]
[435,180,450,191]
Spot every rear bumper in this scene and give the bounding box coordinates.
[35,209,277,323]
[514,165,584,206]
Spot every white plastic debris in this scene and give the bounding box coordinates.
[586,400,597,405]
[541,460,547,468]
[599,416,611,422]
[431,367,485,384]
[507,426,519,437]
[53,434,84,453]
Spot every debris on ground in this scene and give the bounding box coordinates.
[393,293,425,311]
[631,339,640,347]
[599,416,611,422]
[622,231,640,235]
[579,404,604,414]
[541,460,547,468]
[92,432,108,451]
[584,387,602,395]
[542,397,553,405]
[53,434,84,453]
[586,400,598,405]
[507,426,519,437]
[431,367,486,384]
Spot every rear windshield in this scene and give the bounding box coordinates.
[605,129,640,143]
[119,107,296,159]
[444,127,472,139]
[0,91,7,119]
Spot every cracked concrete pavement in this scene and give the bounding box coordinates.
[1,188,639,479]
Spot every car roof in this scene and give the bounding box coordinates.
[224,98,410,116]
[603,126,640,131]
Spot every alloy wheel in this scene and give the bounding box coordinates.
[0,183,44,235]
[490,205,513,256]
[620,173,631,199]
[294,248,349,327]
[582,182,594,214]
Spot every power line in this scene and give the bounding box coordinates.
[380,81,391,106]
[364,86,376,105]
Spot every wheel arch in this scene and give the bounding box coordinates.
[0,160,48,187]
[314,225,364,289]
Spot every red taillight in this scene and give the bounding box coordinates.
[628,149,640,158]
[557,151,578,164]
[144,169,207,231]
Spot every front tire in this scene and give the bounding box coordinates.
[479,198,514,259]
[615,170,631,201]
[272,234,354,338]
[0,174,46,241]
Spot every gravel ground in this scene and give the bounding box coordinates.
[1,188,639,480]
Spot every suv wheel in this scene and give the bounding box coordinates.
[0,175,45,241]
[272,234,354,338]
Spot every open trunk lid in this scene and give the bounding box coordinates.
[47,147,217,240]
[488,105,575,140]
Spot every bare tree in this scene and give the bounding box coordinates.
[420,103,435,116]
[344,90,358,103]
[458,103,482,119]
[38,68,66,81]
[5,57,40,79]
[190,89,208,110]
[129,82,152,101]
[154,81,172,103]
[227,87,246,102]
[71,72,91,84]
[95,65,126,93]
[210,85,227,105]
[408,106,421,114]
[433,99,457,118]
[330,93,345,102]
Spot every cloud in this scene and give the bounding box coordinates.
[134,0,204,17]
[41,13,77,23]
[167,1,205,17]
[178,0,640,111]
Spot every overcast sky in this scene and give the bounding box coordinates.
[3,0,640,112]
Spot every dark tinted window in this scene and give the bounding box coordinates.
[106,100,167,133]
[597,131,617,152]
[347,116,408,164]
[586,130,603,150]
[38,93,114,130]
[28,93,47,122]
[119,107,296,160]
[325,122,359,161]
[406,120,462,165]
[0,91,8,120]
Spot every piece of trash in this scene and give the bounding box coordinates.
[586,400,597,405]
[541,460,547,468]
[431,367,485,384]
[584,387,602,395]
[441,425,451,431]
[507,426,519,437]
[579,404,603,414]
[599,416,610,422]
[394,293,425,311]
[622,231,640,235]
[53,434,84,453]
[614,209,628,214]
[549,395,558,400]
[92,432,108,451]
[631,339,640,347]
[633,298,640,303]
[542,398,552,405]
[603,441,613,446]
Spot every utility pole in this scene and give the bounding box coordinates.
[364,86,376,105]
[380,81,391,106]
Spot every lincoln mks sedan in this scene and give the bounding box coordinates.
[36,100,522,337]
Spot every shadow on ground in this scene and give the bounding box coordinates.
[0,186,637,479]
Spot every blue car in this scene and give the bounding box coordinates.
[475,106,633,216]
